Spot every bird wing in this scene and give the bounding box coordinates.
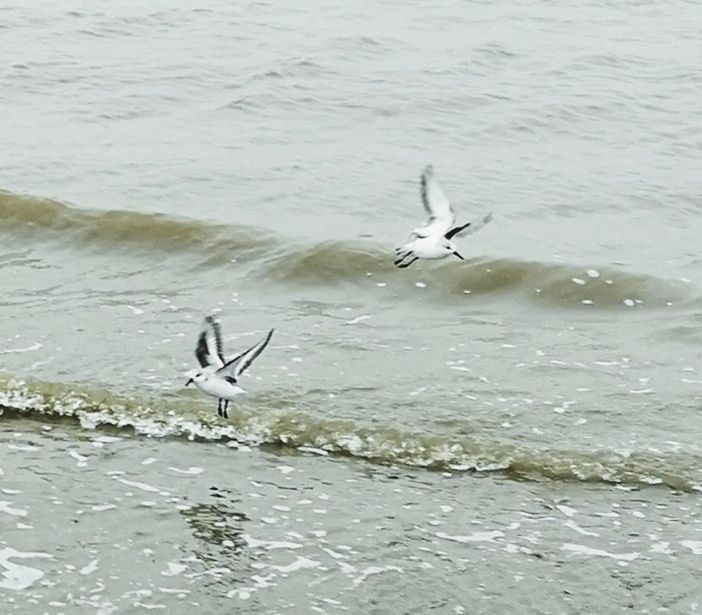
[445,212,493,240]
[195,315,225,369]
[415,165,455,236]
[217,329,274,380]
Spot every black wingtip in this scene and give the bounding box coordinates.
[445,222,470,240]
[262,328,275,347]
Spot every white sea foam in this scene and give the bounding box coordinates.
[435,530,504,544]
[243,535,303,551]
[562,543,638,561]
[345,315,371,325]
[0,501,27,517]
[167,466,203,476]
[161,562,187,577]
[681,541,702,555]
[80,559,99,575]
[91,504,116,512]
[0,547,52,591]
[271,556,320,574]
[352,565,403,587]
[650,542,673,554]
[0,342,42,354]
[564,520,599,537]
[115,478,160,493]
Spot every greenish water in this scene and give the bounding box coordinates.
[2,0,702,612]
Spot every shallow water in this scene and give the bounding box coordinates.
[3,420,702,614]
[2,0,702,612]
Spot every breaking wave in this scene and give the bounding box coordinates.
[1,377,699,492]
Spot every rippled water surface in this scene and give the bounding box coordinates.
[1,1,701,612]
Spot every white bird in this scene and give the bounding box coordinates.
[185,315,274,418]
[394,165,493,268]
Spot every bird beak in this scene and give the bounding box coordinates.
[185,378,193,387]
[453,251,465,261]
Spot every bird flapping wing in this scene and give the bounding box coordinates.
[217,328,274,380]
[195,315,225,369]
[445,212,493,240]
[410,165,455,238]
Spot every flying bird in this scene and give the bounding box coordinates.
[185,315,274,418]
[394,165,492,268]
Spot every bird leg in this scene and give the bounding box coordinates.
[222,400,229,419]
[398,256,419,269]
[394,250,414,266]
[217,399,223,417]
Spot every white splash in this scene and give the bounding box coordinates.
[556,504,577,517]
[681,541,702,555]
[650,542,673,554]
[91,504,116,512]
[0,548,52,591]
[0,501,27,517]
[345,315,371,325]
[564,521,599,537]
[167,466,203,476]
[115,478,160,493]
[271,556,320,574]
[352,565,403,587]
[562,543,638,561]
[80,560,99,575]
[0,342,42,355]
[435,530,504,544]
[243,535,303,551]
[161,562,187,577]
[298,446,329,456]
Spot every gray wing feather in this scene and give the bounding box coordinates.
[217,329,274,380]
[420,167,433,218]
[195,316,225,368]
[413,165,454,236]
[446,212,493,239]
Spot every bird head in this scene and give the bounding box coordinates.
[185,369,206,387]
[443,240,464,261]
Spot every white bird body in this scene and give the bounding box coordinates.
[402,235,457,260]
[185,316,274,418]
[188,369,246,400]
[394,165,492,268]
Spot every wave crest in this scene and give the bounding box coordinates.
[1,190,694,307]
[0,190,272,260]
[1,378,698,491]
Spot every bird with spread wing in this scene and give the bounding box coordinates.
[394,165,492,269]
[185,315,274,418]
